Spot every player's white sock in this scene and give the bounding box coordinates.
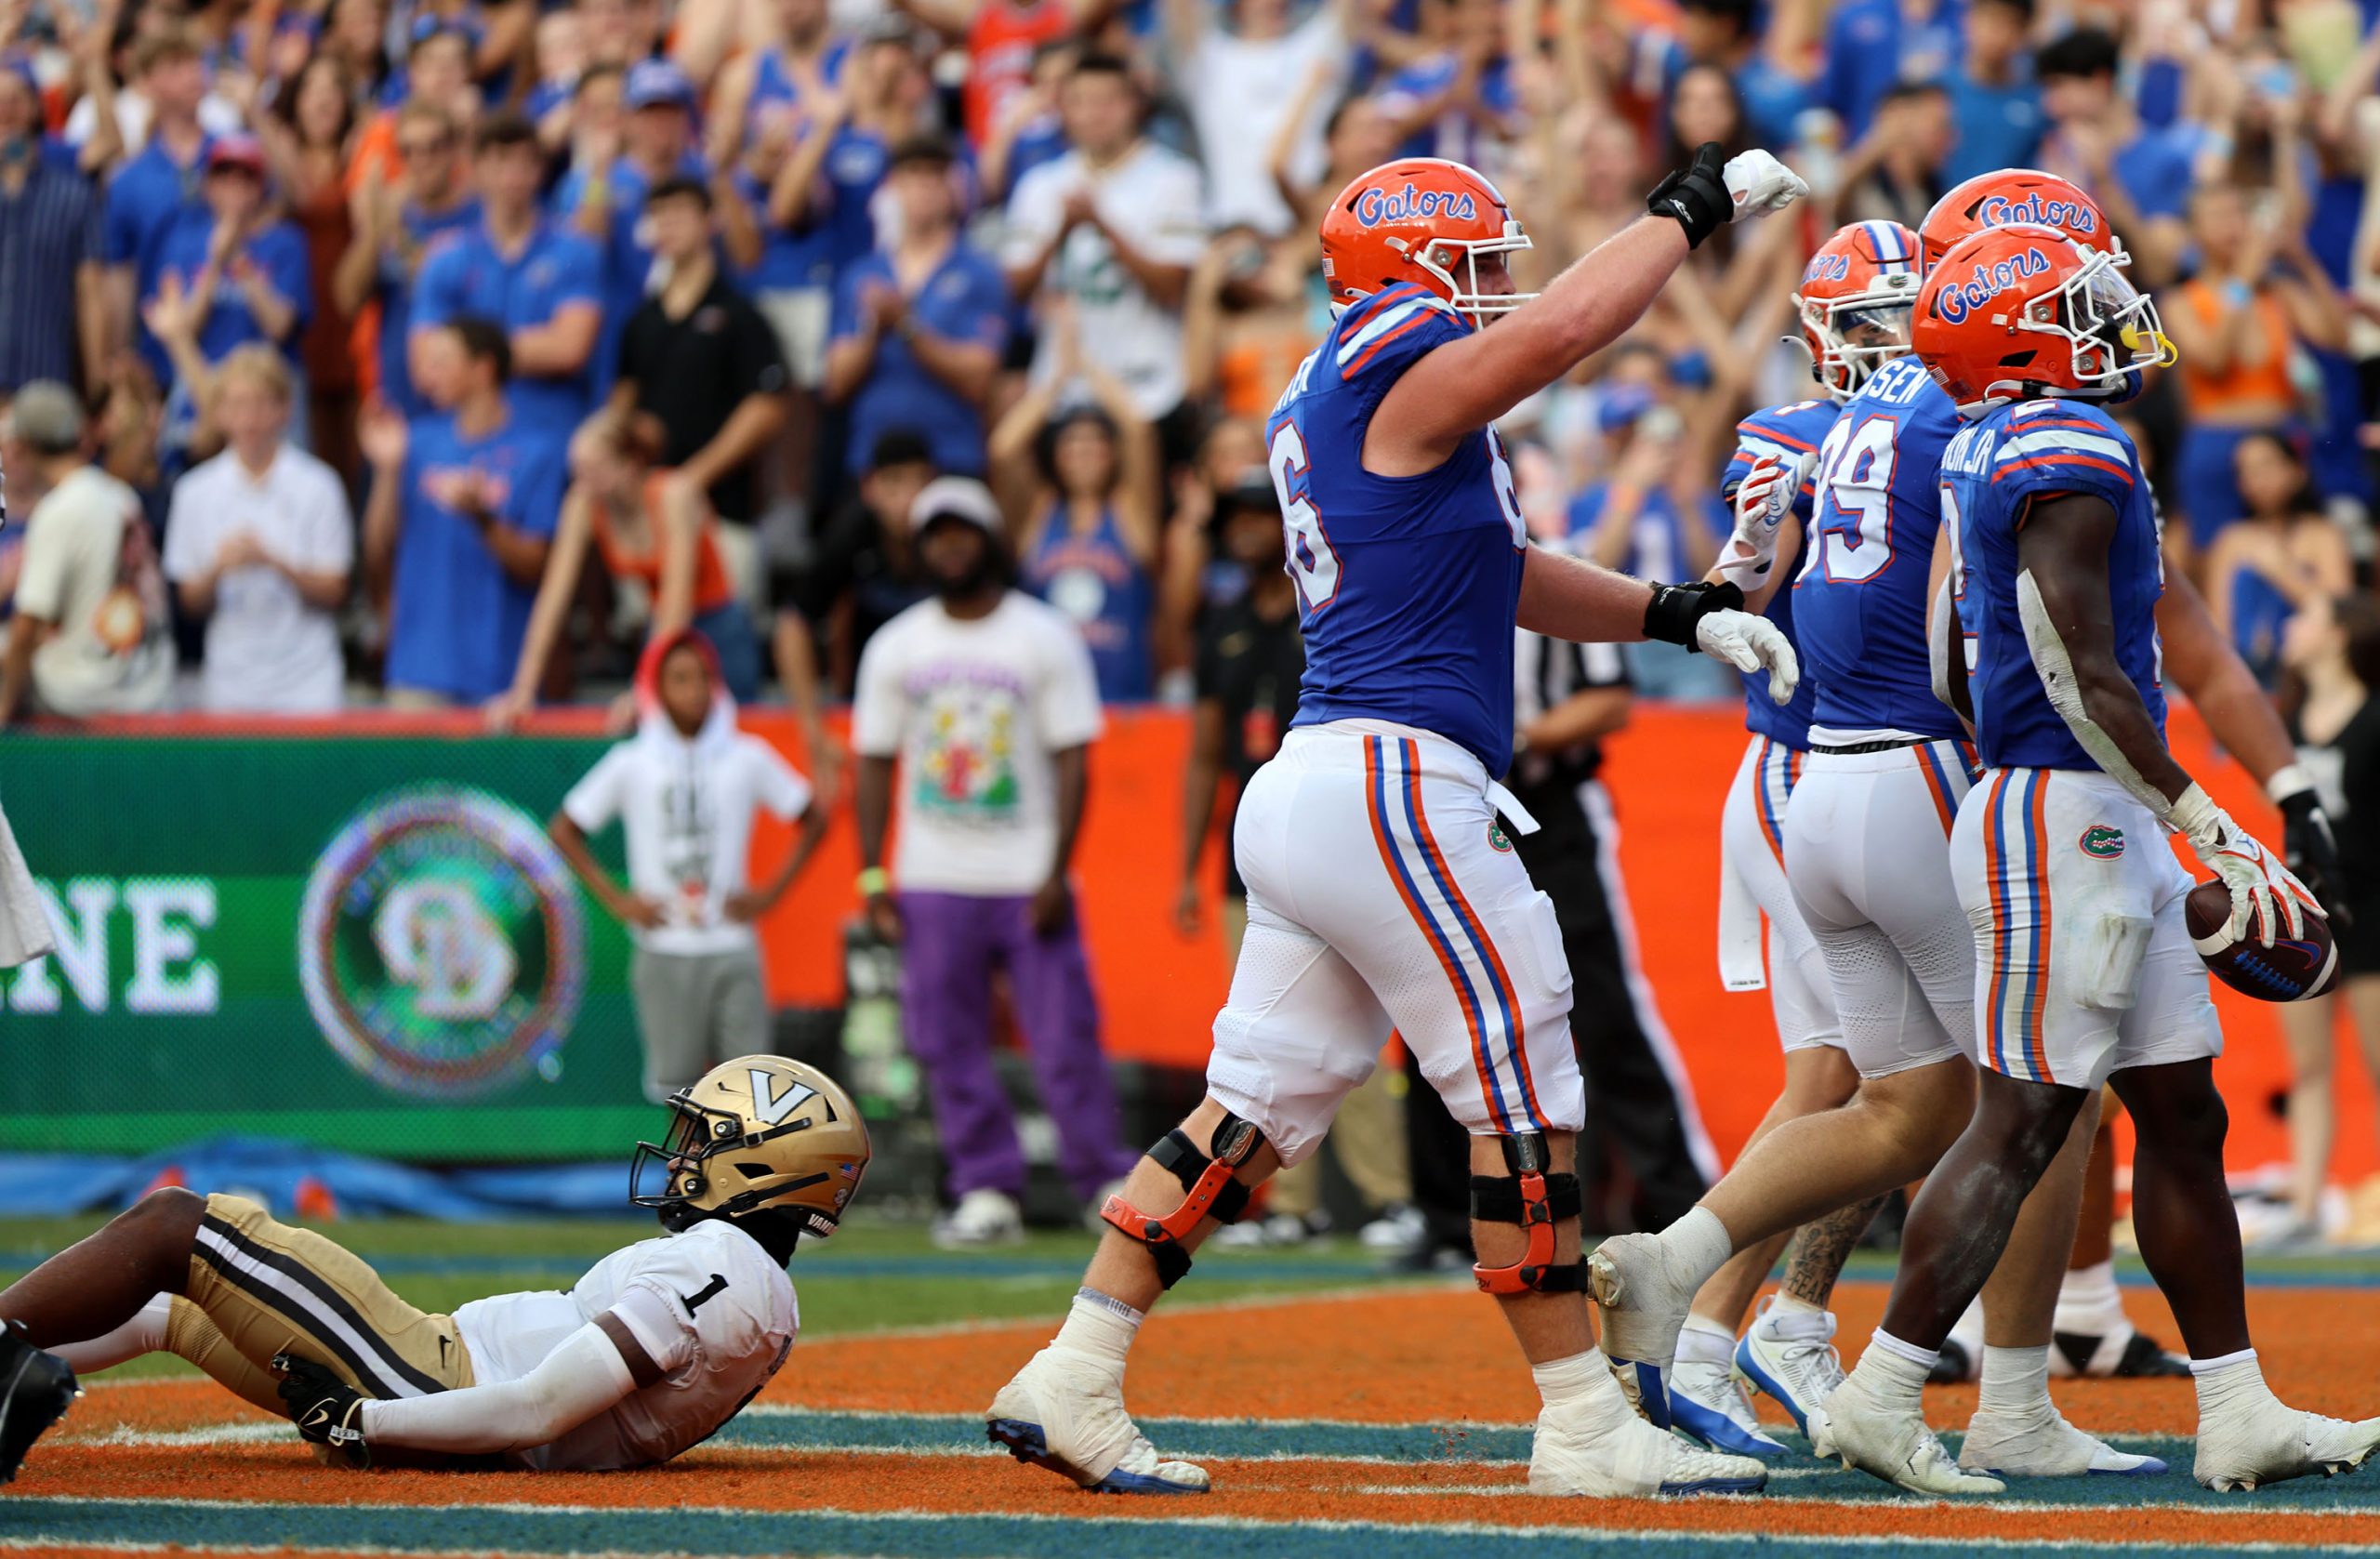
[1533,1349,1633,1425]
[1055,1288,1144,1365]
[1677,1315,1738,1365]
[1660,1207,1737,1294]
[1856,1328,1939,1415]
[2054,1260,2130,1340]
[2191,1348,2278,1422]
[49,1292,169,1373]
[1768,1292,1824,1320]
[1977,1344,2054,1423]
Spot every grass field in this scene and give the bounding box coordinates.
[5,1214,2380,1558]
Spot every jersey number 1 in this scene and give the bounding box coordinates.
[1269,420,1342,612]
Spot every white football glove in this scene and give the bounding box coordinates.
[1697,608,1799,705]
[1713,450,1816,591]
[1725,150,1809,219]
[2171,784,2322,946]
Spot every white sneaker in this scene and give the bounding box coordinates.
[1586,1233,1700,1429]
[1669,1355,1790,1460]
[2196,1401,2380,1492]
[1734,1297,1846,1437]
[1358,1203,1428,1254]
[1958,1405,2166,1478]
[1527,1396,1767,1497]
[1807,1370,2004,1496]
[1208,1212,1320,1249]
[985,1344,1210,1494]
[934,1189,1025,1249]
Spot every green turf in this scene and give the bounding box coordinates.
[0,1215,1429,1382]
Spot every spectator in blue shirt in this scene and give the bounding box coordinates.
[1818,0,1957,143]
[557,58,709,403]
[412,114,605,457]
[103,26,216,380]
[363,314,564,706]
[1943,0,2043,187]
[2035,26,2196,285]
[0,64,103,395]
[152,137,311,373]
[335,101,480,418]
[1370,0,1518,168]
[1654,0,1812,151]
[824,135,1007,481]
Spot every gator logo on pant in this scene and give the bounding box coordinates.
[2079,825,2125,859]
[1488,822,1514,853]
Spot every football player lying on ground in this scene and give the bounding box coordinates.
[0,1057,866,1477]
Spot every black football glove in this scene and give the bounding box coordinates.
[275,1354,371,1469]
[1646,142,1732,250]
[2279,786,2351,931]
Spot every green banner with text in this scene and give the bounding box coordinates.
[1,733,652,1159]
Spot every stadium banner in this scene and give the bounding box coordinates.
[0,704,2354,1176]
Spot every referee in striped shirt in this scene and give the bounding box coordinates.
[1399,613,1720,1262]
[0,65,102,396]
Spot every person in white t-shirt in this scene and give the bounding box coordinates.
[0,382,171,725]
[1169,0,1347,235]
[551,628,828,1103]
[1003,55,1207,427]
[162,349,354,714]
[0,1057,870,1481]
[854,475,1136,1247]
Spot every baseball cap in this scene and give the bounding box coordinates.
[908,476,1001,535]
[207,133,267,174]
[625,58,695,112]
[7,381,86,456]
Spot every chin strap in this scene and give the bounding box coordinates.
[1471,1133,1586,1294]
[1099,1115,1264,1289]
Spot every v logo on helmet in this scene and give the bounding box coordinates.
[750,1068,818,1126]
[1934,245,2052,326]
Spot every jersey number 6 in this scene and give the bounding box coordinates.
[1269,420,1342,612]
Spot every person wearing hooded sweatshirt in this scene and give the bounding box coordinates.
[549,628,829,1103]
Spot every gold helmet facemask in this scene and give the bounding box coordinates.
[629,1056,871,1243]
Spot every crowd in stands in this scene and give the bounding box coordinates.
[1,0,2379,726]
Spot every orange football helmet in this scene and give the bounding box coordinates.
[1319,157,1534,327]
[1918,168,2122,271]
[1793,220,1922,400]
[1912,223,2174,415]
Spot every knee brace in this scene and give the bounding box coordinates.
[1470,1133,1586,1295]
[1099,1114,1265,1289]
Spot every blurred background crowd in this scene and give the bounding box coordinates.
[9,0,2380,1245]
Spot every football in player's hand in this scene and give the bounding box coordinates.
[2186,880,2337,1002]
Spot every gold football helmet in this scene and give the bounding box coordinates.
[630,1056,870,1241]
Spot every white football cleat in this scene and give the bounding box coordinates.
[1587,1233,1701,1429]
[1958,1406,2166,1478]
[1807,1372,2004,1497]
[1528,1400,1767,1497]
[985,1344,1210,1495]
[1669,1356,1790,1460]
[1733,1297,1844,1437]
[2195,1402,2380,1492]
[934,1188,1025,1249]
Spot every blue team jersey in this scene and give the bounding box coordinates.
[1792,354,1968,743]
[1271,282,1527,775]
[411,220,604,448]
[1943,399,2167,773]
[1722,398,1833,749]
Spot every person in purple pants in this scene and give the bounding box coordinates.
[853,475,1137,1246]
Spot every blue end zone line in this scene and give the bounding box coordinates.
[8,1498,2380,1559]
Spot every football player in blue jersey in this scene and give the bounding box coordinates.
[1665,221,1914,1461]
[983,143,1810,1501]
[1813,222,2380,1496]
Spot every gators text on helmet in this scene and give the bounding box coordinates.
[1911,222,2174,416]
[1318,157,1534,328]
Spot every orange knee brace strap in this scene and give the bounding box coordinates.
[1470,1134,1585,1295]
[1099,1116,1263,1288]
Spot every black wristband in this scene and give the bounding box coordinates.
[1646,141,1732,250]
[1644,579,1743,651]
